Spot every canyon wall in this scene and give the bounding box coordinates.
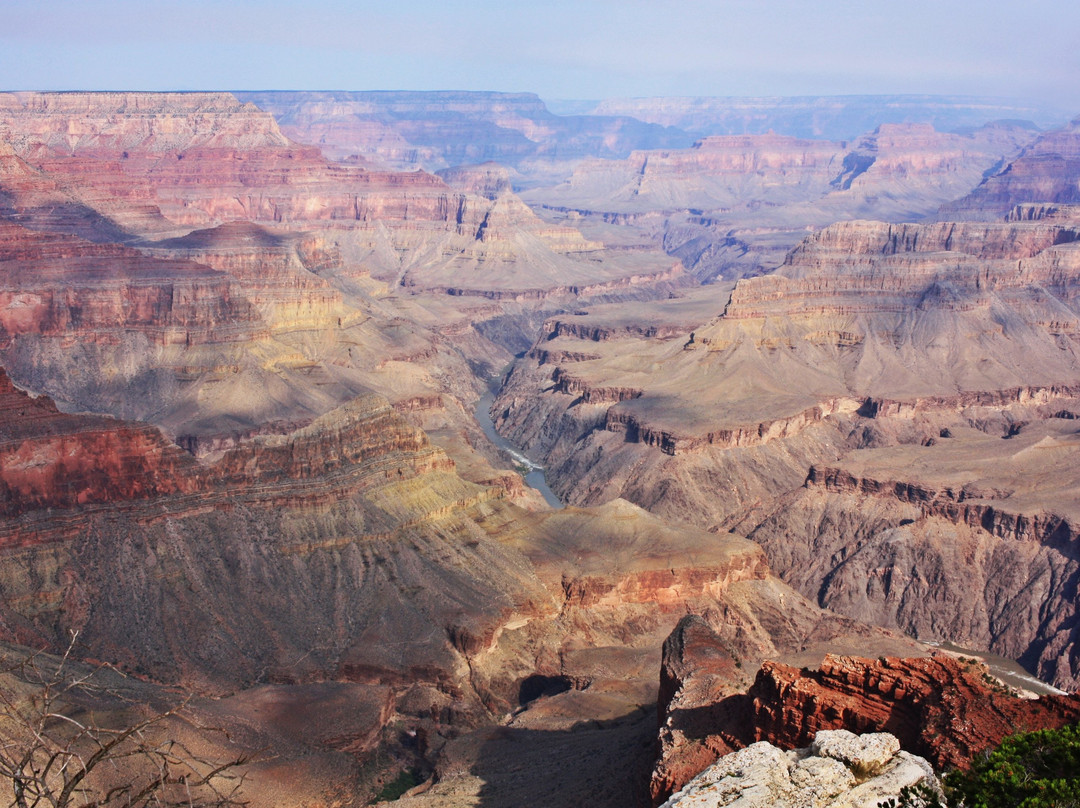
[944,119,1080,220]
[523,120,1036,280]
[238,90,692,179]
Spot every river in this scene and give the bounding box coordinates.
[924,640,1068,697]
[474,391,563,509]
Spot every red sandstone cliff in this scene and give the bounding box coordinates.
[0,220,263,349]
[0,91,486,237]
[0,368,199,522]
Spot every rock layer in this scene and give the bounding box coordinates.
[525,121,1035,280]
[945,119,1080,220]
[747,654,1080,769]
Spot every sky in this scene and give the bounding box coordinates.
[2,0,1078,111]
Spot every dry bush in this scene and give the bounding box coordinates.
[0,634,248,808]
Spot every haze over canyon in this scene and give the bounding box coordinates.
[0,87,1078,807]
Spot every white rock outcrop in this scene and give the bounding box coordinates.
[660,729,938,808]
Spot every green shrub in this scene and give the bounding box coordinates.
[888,724,1080,808]
[945,723,1080,808]
[371,767,422,804]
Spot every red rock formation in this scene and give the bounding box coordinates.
[0,365,467,544]
[0,220,263,348]
[652,616,1080,803]
[747,654,1080,770]
[145,221,347,335]
[540,133,845,217]
[0,140,133,241]
[652,615,748,804]
[0,368,199,523]
[603,401,839,456]
[0,91,481,235]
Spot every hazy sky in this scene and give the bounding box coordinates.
[3,0,1078,110]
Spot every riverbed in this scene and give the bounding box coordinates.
[925,640,1068,697]
[475,391,563,509]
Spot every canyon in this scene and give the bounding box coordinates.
[0,88,1078,806]
[494,198,1080,690]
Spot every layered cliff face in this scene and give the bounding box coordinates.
[0,90,613,260]
[0,219,261,347]
[532,122,1028,216]
[745,415,1080,689]
[0,216,399,447]
[944,119,1080,220]
[144,221,350,334]
[238,90,692,180]
[536,133,847,214]
[0,218,303,431]
[0,139,135,241]
[652,616,1080,804]
[832,122,1038,219]
[493,208,1080,687]
[0,91,462,234]
[524,121,1035,280]
[0,368,199,523]
[0,371,554,691]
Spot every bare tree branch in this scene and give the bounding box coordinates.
[0,634,249,808]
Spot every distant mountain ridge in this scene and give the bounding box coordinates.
[580,94,1071,140]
